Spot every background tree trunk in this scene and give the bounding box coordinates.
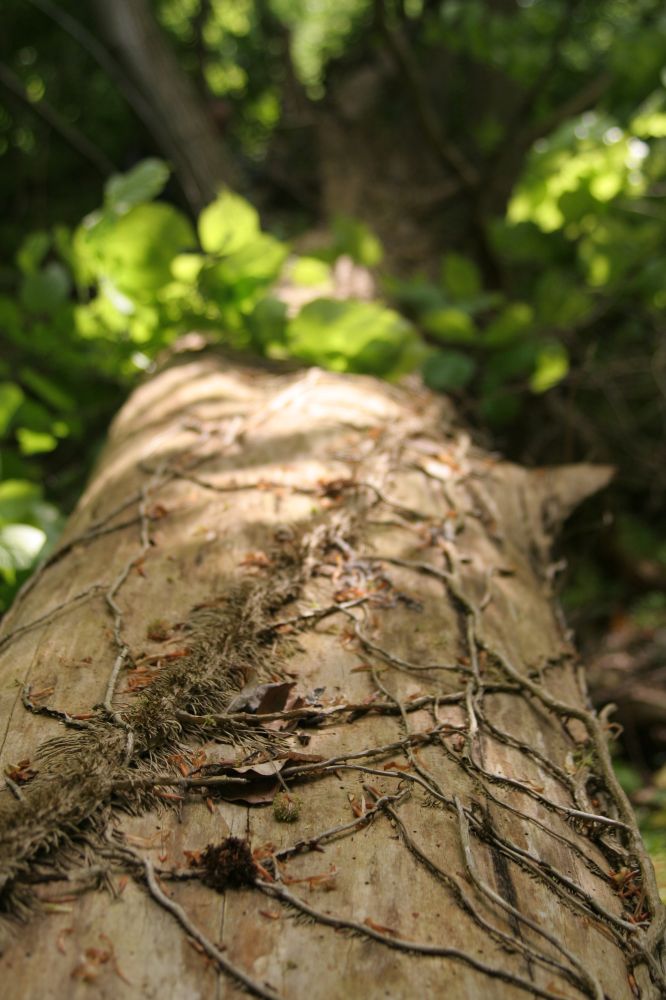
[0,350,663,998]
[94,0,240,212]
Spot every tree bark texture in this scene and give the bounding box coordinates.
[0,351,664,999]
[94,0,240,212]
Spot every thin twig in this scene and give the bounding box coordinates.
[0,61,115,174]
[387,803,595,995]
[143,860,283,1000]
[258,880,571,1000]
[455,797,605,1000]
[22,685,92,730]
[176,694,466,727]
[0,584,106,654]
[274,787,410,862]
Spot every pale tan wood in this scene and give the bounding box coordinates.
[0,353,663,999]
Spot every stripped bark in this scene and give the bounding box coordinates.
[0,351,664,999]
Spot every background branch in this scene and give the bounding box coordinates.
[0,61,115,175]
[372,0,477,190]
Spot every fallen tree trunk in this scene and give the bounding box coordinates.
[0,350,664,999]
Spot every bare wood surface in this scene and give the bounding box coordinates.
[0,352,663,999]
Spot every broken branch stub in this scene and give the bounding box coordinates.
[0,352,663,999]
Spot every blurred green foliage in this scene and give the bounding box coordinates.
[3,79,666,614]
[0,160,430,607]
[388,105,666,434]
[616,759,666,903]
[1,0,664,626]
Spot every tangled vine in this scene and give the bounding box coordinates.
[0,364,664,999]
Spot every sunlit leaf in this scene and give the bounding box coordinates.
[91,203,195,297]
[0,523,46,581]
[0,480,41,524]
[631,90,666,138]
[530,342,569,393]
[287,298,419,377]
[422,307,477,343]
[331,216,383,267]
[210,234,288,285]
[105,159,170,215]
[199,190,260,255]
[484,303,534,346]
[290,257,332,286]
[16,428,58,455]
[171,253,207,283]
[0,482,61,546]
[0,383,25,436]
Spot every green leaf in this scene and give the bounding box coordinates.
[290,257,332,286]
[483,341,538,389]
[423,350,477,391]
[287,299,419,377]
[210,234,288,287]
[383,276,445,313]
[558,185,598,224]
[631,91,666,138]
[422,307,477,344]
[19,367,76,412]
[534,271,594,326]
[530,343,569,393]
[0,382,25,436]
[0,480,42,524]
[92,203,196,297]
[20,262,71,314]
[0,482,60,545]
[441,253,481,300]
[247,296,288,350]
[53,225,75,271]
[16,230,50,274]
[16,427,58,455]
[0,296,22,339]
[71,210,110,285]
[14,398,57,435]
[0,523,46,582]
[484,303,534,347]
[331,217,383,267]
[171,253,207,283]
[105,159,170,215]
[199,190,260,255]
